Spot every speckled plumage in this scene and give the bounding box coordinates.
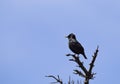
[66,33,87,59]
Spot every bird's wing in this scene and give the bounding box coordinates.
[75,41,83,49]
[69,41,84,53]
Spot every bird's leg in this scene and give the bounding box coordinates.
[74,54,77,57]
[74,54,79,58]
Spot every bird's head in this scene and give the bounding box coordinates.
[66,33,76,40]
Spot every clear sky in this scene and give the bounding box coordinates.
[0,0,120,84]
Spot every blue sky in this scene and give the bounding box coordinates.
[0,0,120,84]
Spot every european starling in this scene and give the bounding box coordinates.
[66,33,87,59]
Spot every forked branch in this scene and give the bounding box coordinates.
[66,46,99,84]
[46,46,99,84]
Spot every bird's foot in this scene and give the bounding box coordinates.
[74,54,79,58]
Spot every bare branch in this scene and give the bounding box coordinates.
[66,54,88,75]
[47,46,99,84]
[73,70,85,78]
[45,75,63,84]
[89,46,99,73]
[84,46,99,84]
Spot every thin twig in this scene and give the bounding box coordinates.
[84,46,99,84]
[47,46,99,84]
[74,70,85,78]
[89,46,99,75]
[66,54,88,75]
[45,75,63,84]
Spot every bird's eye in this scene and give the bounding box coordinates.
[71,35,76,39]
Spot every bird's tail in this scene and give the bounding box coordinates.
[83,53,87,59]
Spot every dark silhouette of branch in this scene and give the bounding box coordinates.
[66,54,88,75]
[46,46,99,84]
[89,46,99,74]
[46,75,81,84]
[84,46,99,84]
[68,76,75,84]
[66,46,99,84]
[45,75,63,84]
[73,70,85,78]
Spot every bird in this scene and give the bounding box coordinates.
[66,33,87,59]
